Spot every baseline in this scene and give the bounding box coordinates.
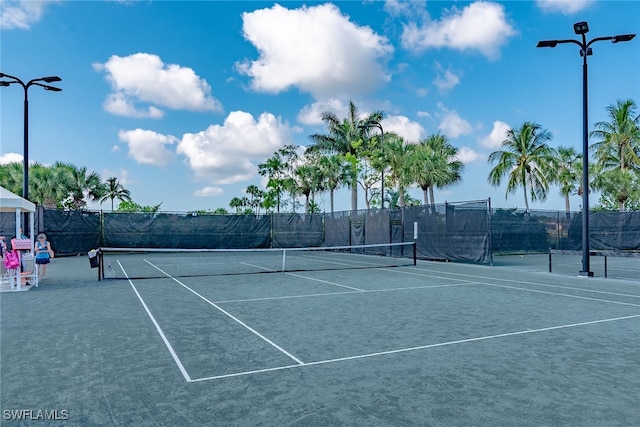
[411,265,640,299]
[301,255,640,307]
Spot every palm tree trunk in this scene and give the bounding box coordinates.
[523,184,529,213]
[422,187,429,206]
[330,189,335,214]
[111,197,114,211]
[429,186,435,207]
[565,194,570,215]
[350,180,358,213]
[399,185,405,208]
[305,195,310,214]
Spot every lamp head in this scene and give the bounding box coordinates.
[612,34,636,43]
[41,76,61,83]
[42,85,62,92]
[0,81,12,86]
[573,21,589,35]
[536,40,558,48]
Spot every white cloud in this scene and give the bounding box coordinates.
[177,111,297,185]
[479,120,510,148]
[401,1,516,59]
[417,110,431,118]
[536,0,593,14]
[94,53,222,118]
[456,147,483,163]
[416,88,429,97]
[103,93,165,119]
[383,115,425,141]
[111,145,121,153]
[433,62,461,92]
[297,98,348,125]
[117,129,177,166]
[237,3,393,98]
[384,0,429,20]
[0,152,23,164]
[437,104,472,138]
[0,0,59,30]
[193,186,224,197]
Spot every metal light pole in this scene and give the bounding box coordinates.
[0,73,62,226]
[359,120,385,209]
[537,22,635,277]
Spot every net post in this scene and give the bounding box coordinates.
[604,255,608,278]
[548,248,552,273]
[413,242,417,266]
[98,250,103,281]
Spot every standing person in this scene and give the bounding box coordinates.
[35,233,53,279]
[0,235,6,258]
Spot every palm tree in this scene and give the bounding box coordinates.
[56,162,105,209]
[293,162,324,214]
[100,177,131,211]
[229,197,243,214]
[29,163,73,208]
[488,122,556,212]
[0,162,24,195]
[592,167,640,211]
[411,133,464,208]
[309,100,383,212]
[382,134,415,208]
[590,99,640,211]
[318,154,348,214]
[258,152,289,213]
[245,185,264,214]
[555,146,582,214]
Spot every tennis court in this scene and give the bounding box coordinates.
[1,248,639,426]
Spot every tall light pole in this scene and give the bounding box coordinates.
[537,22,635,277]
[359,120,385,209]
[0,73,62,226]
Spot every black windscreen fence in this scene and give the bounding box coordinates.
[21,202,640,261]
[272,213,324,248]
[103,212,271,250]
[324,211,350,247]
[42,209,101,255]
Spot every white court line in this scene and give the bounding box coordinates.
[144,260,304,366]
[285,272,365,291]
[190,313,640,382]
[411,265,640,299]
[117,260,192,383]
[214,282,477,304]
[476,282,640,308]
[302,255,640,308]
[242,262,365,292]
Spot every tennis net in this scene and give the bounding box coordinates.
[97,242,417,280]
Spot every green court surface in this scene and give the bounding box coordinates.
[1,255,639,426]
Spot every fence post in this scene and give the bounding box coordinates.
[556,210,560,249]
[488,198,493,266]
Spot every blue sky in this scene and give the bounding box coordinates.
[1,0,639,212]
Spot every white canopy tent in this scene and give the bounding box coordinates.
[0,186,36,291]
[0,186,36,237]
